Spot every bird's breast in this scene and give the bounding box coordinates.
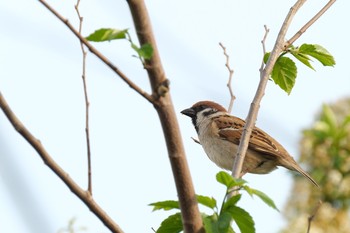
[198,124,237,170]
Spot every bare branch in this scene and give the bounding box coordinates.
[219,42,236,113]
[307,200,322,233]
[259,25,270,72]
[127,0,204,232]
[75,0,92,195]
[37,0,154,104]
[231,0,307,180]
[0,91,124,233]
[286,0,336,48]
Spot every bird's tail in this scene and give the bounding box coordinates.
[285,160,319,187]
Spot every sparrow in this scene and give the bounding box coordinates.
[181,101,318,186]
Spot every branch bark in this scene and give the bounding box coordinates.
[231,0,307,179]
[126,1,204,232]
[0,91,124,233]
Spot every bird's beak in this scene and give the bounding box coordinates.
[181,108,196,118]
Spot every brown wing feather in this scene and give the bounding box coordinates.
[214,115,287,159]
[213,114,319,187]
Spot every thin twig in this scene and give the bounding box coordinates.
[37,0,154,105]
[75,0,92,195]
[307,200,322,233]
[219,42,235,113]
[285,0,336,48]
[0,91,124,233]
[259,25,270,72]
[230,0,307,182]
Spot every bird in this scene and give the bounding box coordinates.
[181,100,319,187]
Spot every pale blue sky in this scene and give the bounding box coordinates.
[0,1,349,232]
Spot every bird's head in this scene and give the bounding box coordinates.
[181,101,227,131]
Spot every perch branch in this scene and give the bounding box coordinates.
[0,91,124,233]
[231,0,307,180]
[219,42,236,113]
[37,0,154,105]
[75,0,92,195]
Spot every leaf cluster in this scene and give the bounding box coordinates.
[264,44,335,95]
[150,172,278,233]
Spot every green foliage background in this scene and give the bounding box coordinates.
[282,98,350,233]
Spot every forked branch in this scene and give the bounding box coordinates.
[38,0,154,105]
[286,0,336,48]
[0,92,124,233]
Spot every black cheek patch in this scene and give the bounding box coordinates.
[202,109,217,117]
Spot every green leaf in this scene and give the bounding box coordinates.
[131,43,154,60]
[196,195,217,210]
[321,104,338,130]
[216,172,247,189]
[271,56,297,95]
[149,200,180,211]
[86,28,128,42]
[227,206,255,233]
[203,214,219,233]
[216,171,234,188]
[155,213,183,233]
[290,50,315,70]
[263,52,270,64]
[340,115,350,129]
[243,187,279,211]
[202,213,235,233]
[337,115,350,140]
[241,185,254,196]
[222,194,241,212]
[138,43,154,59]
[299,44,335,66]
[218,212,233,232]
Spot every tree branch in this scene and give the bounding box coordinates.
[37,0,154,105]
[259,25,270,72]
[231,0,307,179]
[74,0,92,195]
[307,200,322,233]
[285,0,336,48]
[126,0,204,232]
[0,91,124,233]
[219,42,236,114]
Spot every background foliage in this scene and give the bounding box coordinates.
[282,98,350,233]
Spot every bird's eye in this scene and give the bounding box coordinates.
[193,105,206,112]
[202,108,217,116]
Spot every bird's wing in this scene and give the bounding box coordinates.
[214,115,287,158]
